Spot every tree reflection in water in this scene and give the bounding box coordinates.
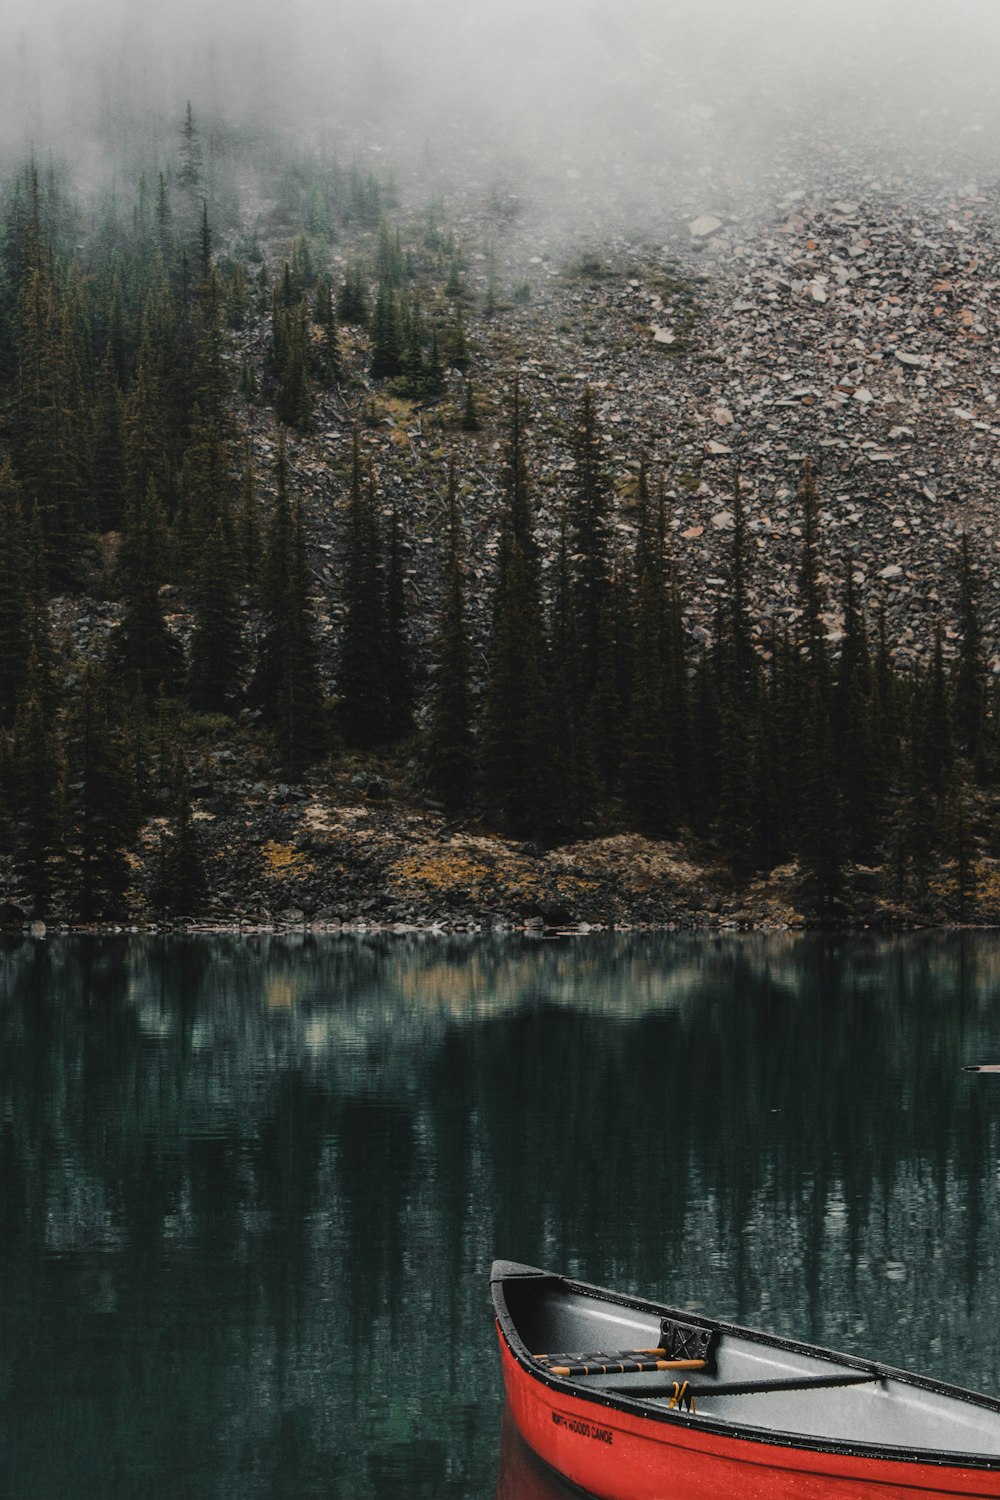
[1,931,999,1497]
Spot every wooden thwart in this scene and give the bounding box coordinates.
[607,1371,880,1399]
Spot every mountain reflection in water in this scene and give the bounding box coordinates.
[1,931,999,1498]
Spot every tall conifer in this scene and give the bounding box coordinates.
[254,438,325,774]
[954,534,984,761]
[425,458,475,809]
[188,518,245,712]
[797,459,829,690]
[337,436,388,748]
[568,386,612,698]
[481,377,553,835]
[113,477,183,698]
[0,456,29,728]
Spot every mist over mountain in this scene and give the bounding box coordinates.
[5,0,1000,218]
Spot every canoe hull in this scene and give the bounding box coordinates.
[498,1332,1000,1498]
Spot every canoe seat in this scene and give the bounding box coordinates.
[535,1321,718,1379]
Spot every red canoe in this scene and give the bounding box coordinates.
[492,1261,1000,1499]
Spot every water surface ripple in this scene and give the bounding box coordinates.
[2,932,999,1497]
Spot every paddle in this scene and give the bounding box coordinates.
[963,1064,1000,1072]
[537,1354,708,1378]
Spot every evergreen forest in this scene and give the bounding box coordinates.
[0,107,994,926]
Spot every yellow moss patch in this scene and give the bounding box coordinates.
[392,852,493,893]
[968,859,999,904]
[553,875,600,895]
[261,840,314,876]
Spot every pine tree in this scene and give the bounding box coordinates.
[156,172,173,256]
[313,275,341,387]
[481,377,554,835]
[425,457,475,810]
[797,458,829,690]
[190,266,230,426]
[14,226,87,579]
[424,331,445,398]
[833,570,883,861]
[123,350,169,515]
[197,199,212,283]
[549,508,597,829]
[153,682,180,793]
[21,502,56,716]
[336,436,388,748]
[126,672,150,814]
[178,101,203,193]
[941,771,975,920]
[717,569,762,878]
[796,683,844,913]
[568,386,612,698]
[369,278,402,379]
[727,467,755,699]
[624,555,675,833]
[91,347,128,531]
[770,625,808,861]
[188,518,245,712]
[238,438,262,597]
[954,534,984,761]
[688,644,721,833]
[291,234,315,290]
[176,399,232,567]
[398,295,427,395]
[375,220,401,285]
[874,604,902,768]
[254,437,326,775]
[896,689,936,904]
[746,690,787,873]
[447,305,470,372]
[113,476,184,698]
[272,295,314,430]
[280,487,326,774]
[383,502,414,742]
[718,688,757,877]
[0,456,29,728]
[919,621,953,799]
[662,569,690,810]
[338,264,369,325]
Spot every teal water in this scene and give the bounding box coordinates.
[2,933,1000,1497]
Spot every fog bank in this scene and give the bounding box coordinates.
[4,1,1000,215]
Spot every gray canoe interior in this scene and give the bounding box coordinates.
[507,1279,1000,1459]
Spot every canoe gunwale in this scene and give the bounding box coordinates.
[491,1261,1000,1472]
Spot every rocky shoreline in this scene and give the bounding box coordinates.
[3,755,997,934]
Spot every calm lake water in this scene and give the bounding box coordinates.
[3,932,1000,1498]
